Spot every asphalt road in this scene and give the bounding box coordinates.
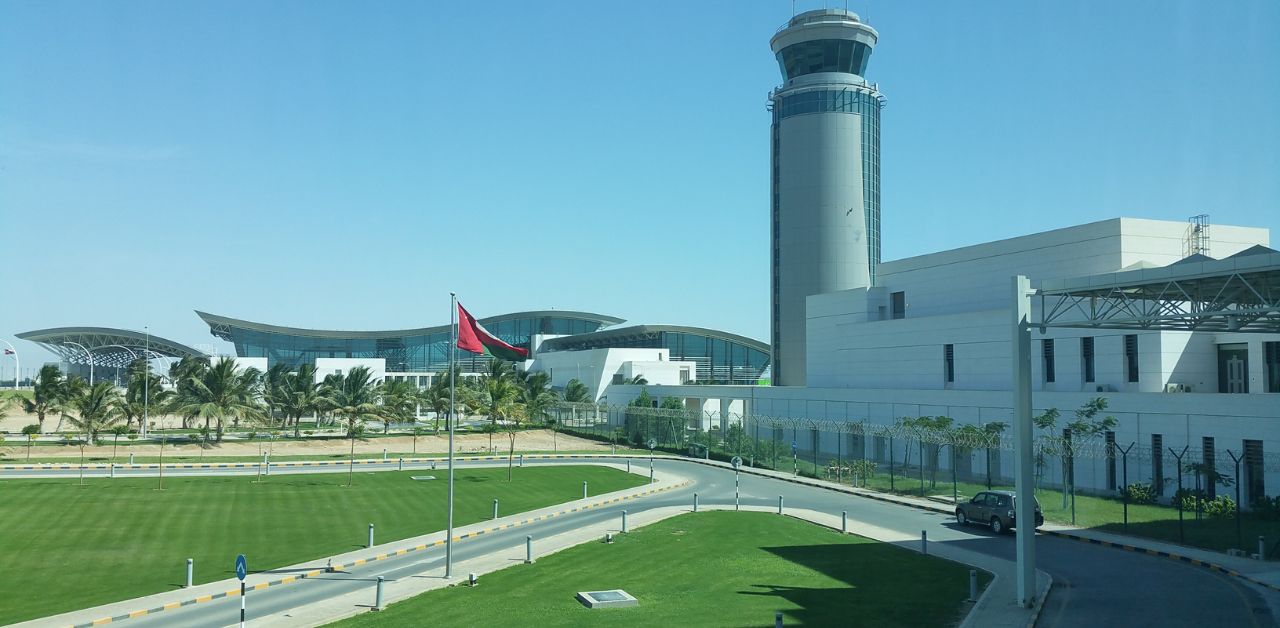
[10,457,1277,627]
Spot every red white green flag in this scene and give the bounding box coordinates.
[456,302,530,361]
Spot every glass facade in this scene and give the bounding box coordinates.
[776,39,872,80]
[774,87,882,286]
[543,328,770,384]
[214,314,612,373]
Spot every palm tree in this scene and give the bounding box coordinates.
[622,375,648,385]
[280,365,330,438]
[54,376,88,432]
[171,357,265,442]
[518,371,560,451]
[422,385,450,434]
[64,381,123,485]
[379,379,421,434]
[21,424,39,460]
[327,367,388,486]
[563,378,591,403]
[118,363,173,432]
[479,363,519,454]
[109,424,130,461]
[22,365,67,433]
[262,363,293,428]
[168,356,211,429]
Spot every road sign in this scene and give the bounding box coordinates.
[731,456,742,470]
[791,440,797,453]
[235,554,247,581]
[646,439,656,450]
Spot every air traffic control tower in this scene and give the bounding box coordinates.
[769,9,883,386]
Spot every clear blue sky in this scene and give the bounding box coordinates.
[2,0,1277,374]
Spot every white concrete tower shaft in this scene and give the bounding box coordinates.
[769,9,883,386]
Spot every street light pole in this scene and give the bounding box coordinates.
[1011,275,1037,608]
[144,328,150,439]
[0,339,17,390]
[63,341,94,385]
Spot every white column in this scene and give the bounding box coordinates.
[1012,275,1036,607]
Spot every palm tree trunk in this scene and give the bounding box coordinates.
[508,431,516,481]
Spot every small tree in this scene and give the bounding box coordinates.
[109,425,129,462]
[346,422,366,487]
[22,424,40,461]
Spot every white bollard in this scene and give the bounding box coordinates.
[605,532,613,544]
[583,481,588,500]
[110,464,115,479]
[694,493,699,512]
[778,495,784,515]
[626,460,631,474]
[842,511,848,534]
[382,448,387,462]
[368,523,375,548]
[520,454,524,467]
[493,498,499,520]
[374,576,385,611]
[265,460,270,476]
[922,530,928,555]
[186,558,194,588]
[398,458,403,471]
[525,535,534,563]
[622,510,629,533]
[129,453,135,465]
[969,569,978,601]
[468,572,478,587]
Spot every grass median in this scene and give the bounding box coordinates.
[0,465,645,625]
[334,510,989,627]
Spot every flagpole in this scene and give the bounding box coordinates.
[446,292,457,579]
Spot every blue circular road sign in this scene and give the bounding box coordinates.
[235,554,247,581]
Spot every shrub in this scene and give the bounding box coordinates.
[1121,482,1156,504]
[1202,495,1237,519]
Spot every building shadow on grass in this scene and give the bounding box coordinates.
[743,541,976,627]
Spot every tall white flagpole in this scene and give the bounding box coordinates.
[446,292,457,578]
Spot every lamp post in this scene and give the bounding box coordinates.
[63,341,94,385]
[0,339,17,390]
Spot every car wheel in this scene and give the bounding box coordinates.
[956,509,968,526]
[990,517,1004,534]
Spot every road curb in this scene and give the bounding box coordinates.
[57,471,688,628]
[1,453,660,472]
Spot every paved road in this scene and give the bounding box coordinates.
[11,457,1277,627]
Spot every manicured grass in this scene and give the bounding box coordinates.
[0,449,657,465]
[334,511,989,628]
[0,466,644,625]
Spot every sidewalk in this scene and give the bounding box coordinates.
[686,456,1280,594]
[13,463,688,628]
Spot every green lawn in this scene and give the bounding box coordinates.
[0,465,644,625]
[0,449,656,465]
[334,511,988,628]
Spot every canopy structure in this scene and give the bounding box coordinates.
[16,327,207,369]
[1037,247,1280,333]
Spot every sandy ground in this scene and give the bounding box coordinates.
[0,428,611,459]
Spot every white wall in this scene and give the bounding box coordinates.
[314,358,386,384]
[529,348,695,401]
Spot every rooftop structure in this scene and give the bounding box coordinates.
[197,310,624,372]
